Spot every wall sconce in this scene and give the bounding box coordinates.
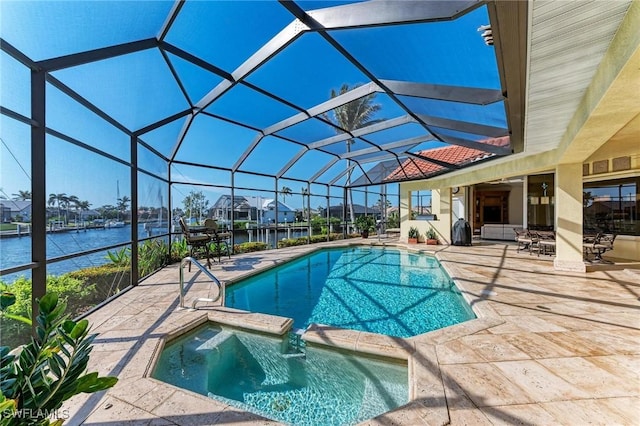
[540,196,550,205]
[529,196,539,205]
[478,24,494,46]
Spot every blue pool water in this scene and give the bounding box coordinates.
[153,324,408,426]
[225,247,475,338]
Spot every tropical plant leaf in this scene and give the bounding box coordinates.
[38,293,58,315]
[69,320,88,339]
[0,291,17,310]
[2,291,117,418]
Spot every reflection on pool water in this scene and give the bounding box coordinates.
[153,324,408,425]
[225,246,475,337]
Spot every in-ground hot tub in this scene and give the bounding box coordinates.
[152,323,408,425]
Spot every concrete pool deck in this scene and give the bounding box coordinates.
[63,240,639,425]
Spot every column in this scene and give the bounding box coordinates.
[433,188,452,244]
[554,163,586,272]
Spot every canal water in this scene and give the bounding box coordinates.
[0,224,309,283]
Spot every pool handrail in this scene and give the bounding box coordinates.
[179,256,225,309]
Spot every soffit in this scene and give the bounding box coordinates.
[524,0,633,154]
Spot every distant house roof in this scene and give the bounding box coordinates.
[0,200,31,213]
[384,136,511,182]
[211,195,294,212]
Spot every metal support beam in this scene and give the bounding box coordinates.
[430,131,511,155]
[406,152,460,170]
[307,133,352,150]
[193,79,234,113]
[136,109,192,137]
[264,82,380,135]
[0,106,37,126]
[356,163,374,185]
[232,134,264,172]
[307,115,413,150]
[130,136,139,284]
[352,115,414,137]
[380,79,503,105]
[31,70,46,334]
[160,48,193,106]
[0,38,39,70]
[37,38,158,72]
[46,75,131,135]
[161,42,233,81]
[341,134,434,159]
[309,157,339,183]
[416,113,508,138]
[169,112,195,162]
[157,0,185,42]
[232,20,308,82]
[329,162,357,186]
[307,0,480,30]
[230,172,235,251]
[276,147,308,178]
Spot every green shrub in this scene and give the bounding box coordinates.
[310,216,324,233]
[138,239,169,277]
[170,238,189,262]
[106,247,130,267]
[277,237,309,248]
[233,242,268,253]
[387,211,400,229]
[309,235,328,244]
[0,275,92,321]
[408,226,419,239]
[0,275,96,348]
[355,215,376,233]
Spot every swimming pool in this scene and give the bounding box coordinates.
[225,247,475,337]
[153,324,408,425]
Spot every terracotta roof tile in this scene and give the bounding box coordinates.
[384,136,510,181]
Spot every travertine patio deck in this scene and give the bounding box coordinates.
[63,240,639,425]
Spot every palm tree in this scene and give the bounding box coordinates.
[11,190,31,200]
[280,186,292,204]
[77,200,91,224]
[323,83,381,228]
[67,195,79,223]
[117,195,131,221]
[48,193,67,222]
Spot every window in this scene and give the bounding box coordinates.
[410,190,432,219]
[584,177,639,236]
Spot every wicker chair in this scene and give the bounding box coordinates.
[179,217,212,271]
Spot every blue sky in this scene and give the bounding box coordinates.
[1,1,498,210]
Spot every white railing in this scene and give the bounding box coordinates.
[179,257,225,309]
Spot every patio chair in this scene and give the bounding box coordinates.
[535,230,556,256]
[584,233,616,262]
[204,218,231,262]
[514,228,535,253]
[179,217,212,271]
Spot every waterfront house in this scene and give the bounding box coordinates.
[210,195,296,225]
[0,200,32,222]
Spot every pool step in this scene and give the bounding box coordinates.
[195,330,234,351]
[284,328,306,357]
